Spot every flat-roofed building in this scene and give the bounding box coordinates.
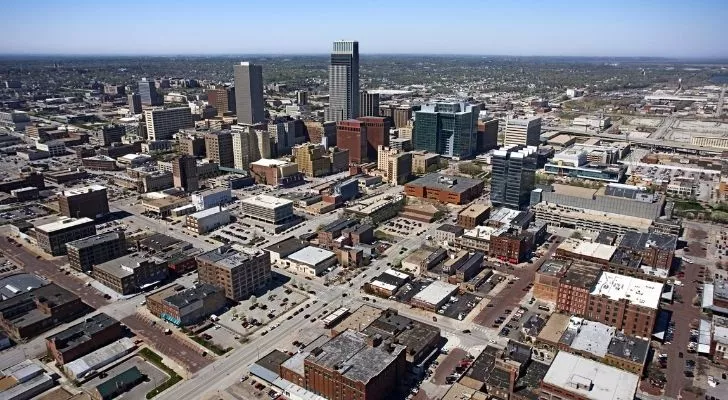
[504,117,541,147]
[556,261,602,315]
[92,253,168,295]
[35,217,97,256]
[540,352,639,400]
[240,195,294,225]
[196,246,271,301]
[457,204,491,229]
[533,202,654,235]
[534,260,569,303]
[411,151,440,175]
[45,313,122,365]
[587,272,662,338]
[66,231,127,273]
[556,238,617,266]
[144,107,193,141]
[617,231,677,271]
[185,206,230,234]
[285,246,337,276]
[191,187,232,211]
[0,283,86,339]
[146,283,226,326]
[249,158,305,187]
[435,224,465,245]
[304,329,407,400]
[405,173,484,205]
[411,280,459,311]
[365,269,413,298]
[58,185,109,219]
[265,237,307,266]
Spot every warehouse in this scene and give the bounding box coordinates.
[284,246,337,276]
[411,280,459,311]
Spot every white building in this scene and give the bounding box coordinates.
[185,206,230,234]
[144,107,194,140]
[191,187,232,211]
[239,195,294,225]
[35,140,65,157]
[590,272,663,310]
[231,125,270,170]
[411,280,458,311]
[284,246,337,276]
[573,115,611,129]
[503,117,541,147]
[541,352,639,400]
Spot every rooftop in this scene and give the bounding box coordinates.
[46,313,118,352]
[332,304,382,333]
[560,317,615,358]
[590,272,663,309]
[196,246,265,270]
[66,231,124,251]
[306,329,406,385]
[459,203,490,218]
[162,283,223,309]
[551,184,600,199]
[0,273,48,300]
[537,313,572,344]
[138,233,182,252]
[189,205,226,219]
[250,158,290,167]
[287,246,336,267]
[558,238,617,261]
[543,352,639,400]
[562,261,602,289]
[538,260,569,276]
[619,231,677,252]
[437,224,464,234]
[265,236,307,256]
[412,280,458,306]
[36,217,94,233]
[241,195,293,209]
[93,252,164,279]
[61,185,106,197]
[607,331,650,364]
[406,173,482,194]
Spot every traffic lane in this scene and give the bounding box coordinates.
[432,348,467,385]
[0,240,109,309]
[122,313,213,374]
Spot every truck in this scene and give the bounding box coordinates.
[210,314,220,322]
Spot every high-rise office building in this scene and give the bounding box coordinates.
[394,106,414,128]
[336,120,367,164]
[207,86,236,117]
[504,117,542,147]
[231,125,270,170]
[377,146,412,185]
[144,107,194,140]
[296,90,308,105]
[137,78,163,106]
[490,145,537,209]
[325,40,359,122]
[127,93,142,114]
[99,125,125,146]
[412,102,479,159]
[358,116,390,161]
[359,91,380,117]
[204,131,234,168]
[172,155,199,192]
[233,62,265,125]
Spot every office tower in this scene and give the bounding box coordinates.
[359,91,380,117]
[256,129,271,159]
[490,146,537,209]
[207,86,236,117]
[412,102,479,159]
[178,135,206,157]
[233,62,265,125]
[336,120,367,164]
[127,93,142,114]
[172,155,199,192]
[325,40,359,122]
[358,116,390,161]
[231,125,270,170]
[144,107,194,140]
[100,125,125,146]
[504,117,542,147]
[477,119,499,152]
[269,121,296,156]
[394,106,414,128]
[293,143,332,177]
[204,131,234,168]
[296,90,308,105]
[137,78,163,106]
[59,185,110,219]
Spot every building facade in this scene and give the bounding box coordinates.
[66,231,127,273]
[196,246,272,301]
[144,107,194,140]
[326,40,359,122]
[490,146,537,209]
[504,117,541,147]
[412,102,479,159]
[336,119,367,164]
[59,185,109,219]
[233,62,265,125]
[36,218,97,256]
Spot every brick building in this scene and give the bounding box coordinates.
[556,262,602,315]
[46,313,122,365]
[146,283,226,326]
[66,231,127,273]
[35,217,97,256]
[336,119,367,164]
[58,185,109,219]
[0,283,86,339]
[358,116,390,162]
[617,231,677,271]
[457,203,491,229]
[196,246,271,301]
[404,173,484,205]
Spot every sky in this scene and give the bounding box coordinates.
[1,0,727,58]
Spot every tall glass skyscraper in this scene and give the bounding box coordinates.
[490,145,537,209]
[234,62,265,125]
[412,102,479,159]
[325,40,359,122]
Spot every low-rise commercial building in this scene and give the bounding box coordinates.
[141,193,190,216]
[240,195,295,225]
[411,280,459,311]
[92,253,168,295]
[434,224,465,245]
[191,187,232,211]
[405,173,484,205]
[285,246,337,276]
[146,283,226,326]
[343,192,405,225]
[457,204,490,229]
[64,337,136,380]
[45,313,122,365]
[540,352,639,400]
[66,231,127,273]
[249,158,305,187]
[185,206,230,234]
[81,155,118,171]
[365,269,413,298]
[196,246,271,301]
[617,231,676,271]
[35,217,97,256]
[0,283,86,339]
[58,185,109,219]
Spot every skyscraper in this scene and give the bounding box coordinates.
[504,117,542,147]
[233,62,265,125]
[490,146,537,210]
[358,116,390,162]
[172,155,199,192]
[231,125,269,170]
[207,86,236,117]
[359,91,380,117]
[412,102,479,159]
[144,107,194,140]
[138,78,163,106]
[336,120,367,164]
[127,93,142,114]
[204,131,234,168]
[325,40,359,122]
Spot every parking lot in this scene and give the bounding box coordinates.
[215,284,309,336]
[199,323,241,351]
[437,293,480,321]
[82,355,168,400]
[0,256,20,275]
[377,217,427,238]
[0,205,49,224]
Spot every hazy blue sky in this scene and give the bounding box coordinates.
[1,0,726,57]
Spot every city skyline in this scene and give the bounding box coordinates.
[0,0,726,58]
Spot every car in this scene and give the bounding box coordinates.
[462,329,471,334]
